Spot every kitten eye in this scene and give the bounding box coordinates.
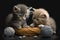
[41,15,46,18]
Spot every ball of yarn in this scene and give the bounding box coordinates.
[4,27,15,36]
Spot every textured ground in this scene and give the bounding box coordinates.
[2,35,57,40]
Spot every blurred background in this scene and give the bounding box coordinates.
[0,0,59,39]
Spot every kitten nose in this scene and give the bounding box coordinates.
[18,14,23,17]
[30,11,33,14]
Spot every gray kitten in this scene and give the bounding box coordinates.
[5,4,29,29]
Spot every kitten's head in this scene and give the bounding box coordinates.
[33,8,50,25]
[13,4,28,17]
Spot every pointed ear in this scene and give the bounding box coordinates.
[13,6,18,12]
[13,6,21,12]
[14,6,18,10]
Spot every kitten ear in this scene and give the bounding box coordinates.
[14,6,18,10]
[13,6,18,10]
[13,6,21,12]
[13,6,17,12]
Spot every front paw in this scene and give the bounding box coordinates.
[30,24,34,27]
[17,26,22,29]
[38,24,45,28]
